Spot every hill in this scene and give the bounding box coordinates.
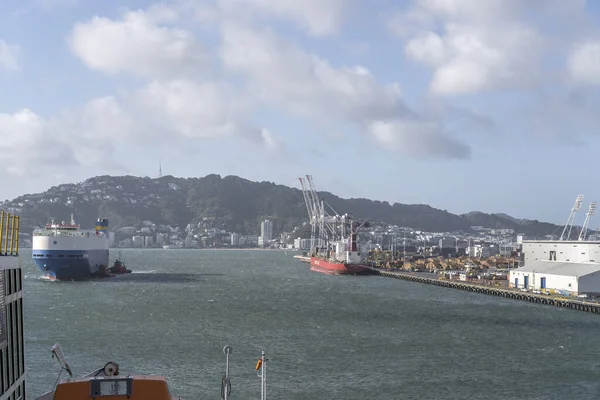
[2,174,563,237]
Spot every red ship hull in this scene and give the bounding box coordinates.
[310,257,372,275]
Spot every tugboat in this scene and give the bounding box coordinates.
[91,264,115,279]
[110,254,132,274]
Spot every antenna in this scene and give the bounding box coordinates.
[221,345,232,400]
[158,160,163,178]
[578,201,597,241]
[560,194,584,240]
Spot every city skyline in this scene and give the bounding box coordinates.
[2,1,600,225]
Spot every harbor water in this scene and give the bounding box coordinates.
[23,249,600,399]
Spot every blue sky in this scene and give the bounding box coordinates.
[1,0,600,226]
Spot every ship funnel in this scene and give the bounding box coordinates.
[95,218,109,234]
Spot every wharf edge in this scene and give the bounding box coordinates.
[371,268,600,315]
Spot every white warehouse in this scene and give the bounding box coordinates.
[511,239,600,295]
[522,240,600,264]
[510,259,600,295]
[512,195,600,295]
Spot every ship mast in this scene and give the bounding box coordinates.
[257,350,267,400]
[221,346,232,400]
[578,201,597,241]
[560,194,584,240]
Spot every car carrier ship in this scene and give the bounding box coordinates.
[32,215,110,280]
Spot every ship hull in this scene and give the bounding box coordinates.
[310,257,371,275]
[33,234,109,281]
[32,249,109,281]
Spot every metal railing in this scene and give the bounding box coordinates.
[0,211,19,256]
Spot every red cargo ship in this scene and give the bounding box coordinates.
[309,257,371,275]
[309,228,371,275]
[299,174,373,276]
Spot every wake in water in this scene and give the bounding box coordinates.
[37,275,58,282]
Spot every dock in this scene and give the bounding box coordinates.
[371,268,600,315]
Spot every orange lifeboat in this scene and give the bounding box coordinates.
[35,345,181,400]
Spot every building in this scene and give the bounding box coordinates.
[511,239,600,295]
[499,243,515,257]
[231,233,240,246]
[522,240,600,263]
[509,260,600,295]
[293,238,311,250]
[155,232,166,246]
[0,211,26,400]
[467,244,499,258]
[132,236,144,247]
[260,220,273,247]
[438,237,455,256]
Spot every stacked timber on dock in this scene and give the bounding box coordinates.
[372,269,600,315]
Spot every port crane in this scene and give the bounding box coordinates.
[298,175,369,258]
[299,175,336,254]
[299,175,323,252]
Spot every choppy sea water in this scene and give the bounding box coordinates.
[22,249,600,399]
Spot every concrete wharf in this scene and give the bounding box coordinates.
[371,268,600,315]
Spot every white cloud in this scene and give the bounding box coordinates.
[0,81,276,175]
[390,0,585,95]
[568,41,600,86]
[368,120,470,159]
[219,0,350,36]
[0,110,76,176]
[64,3,278,151]
[0,105,134,194]
[53,96,139,167]
[387,0,600,148]
[134,79,251,140]
[69,8,204,78]
[0,40,19,71]
[220,23,469,158]
[260,129,282,151]
[221,24,407,122]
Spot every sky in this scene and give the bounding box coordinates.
[1,0,600,226]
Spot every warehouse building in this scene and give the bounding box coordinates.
[512,195,600,295]
[522,240,600,264]
[512,238,600,295]
[509,259,600,295]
